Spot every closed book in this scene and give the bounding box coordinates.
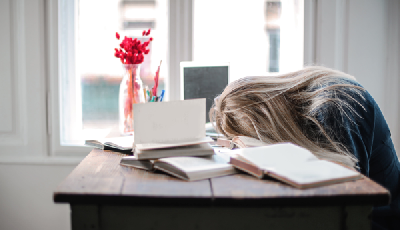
[120,157,155,171]
[134,142,214,160]
[230,143,362,189]
[120,151,238,181]
[85,136,134,153]
[134,137,214,151]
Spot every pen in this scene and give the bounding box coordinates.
[159,90,165,102]
[147,90,151,102]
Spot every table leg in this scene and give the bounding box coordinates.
[71,204,100,230]
[345,205,372,230]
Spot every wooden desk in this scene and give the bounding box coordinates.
[54,149,390,230]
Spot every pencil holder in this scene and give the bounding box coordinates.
[119,64,144,135]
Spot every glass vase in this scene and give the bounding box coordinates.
[119,64,145,135]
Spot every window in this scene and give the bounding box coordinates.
[58,0,168,146]
[193,0,303,81]
[57,0,303,148]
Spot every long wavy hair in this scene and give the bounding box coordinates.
[209,66,365,168]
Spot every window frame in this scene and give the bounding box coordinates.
[47,0,194,156]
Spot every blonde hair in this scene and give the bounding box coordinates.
[210,66,365,168]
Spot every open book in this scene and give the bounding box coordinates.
[229,143,362,189]
[132,98,214,158]
[121,149,237,181]
[85,136,134,153]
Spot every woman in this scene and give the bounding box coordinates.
[210,66,399,230]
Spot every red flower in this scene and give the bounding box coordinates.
[114,29,152,64]
[116,32,120,40]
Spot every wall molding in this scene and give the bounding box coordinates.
[310,0,350,70]
[306,0,323,66]
[304,0,316,65]
[384,0,400,153]
[0,0,27,146]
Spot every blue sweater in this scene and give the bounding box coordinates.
[314,79,400,230]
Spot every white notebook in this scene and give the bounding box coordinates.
[132,98,214,158]
[230,143,362,189]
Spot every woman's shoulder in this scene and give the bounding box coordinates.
[310,77,372,113]
[315,75,392,155]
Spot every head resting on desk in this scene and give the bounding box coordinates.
[210,66,365,169]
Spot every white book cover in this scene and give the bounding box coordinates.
[133,98,207,146]
[135,137,213,151]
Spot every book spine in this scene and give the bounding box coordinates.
[229,157,264,179]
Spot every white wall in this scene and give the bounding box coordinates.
[0,164,74,230]
[0,1,77,230]
[312,0,387,106]
[347,0,387,108]
[0,1,398,230]
[309,0,400,152]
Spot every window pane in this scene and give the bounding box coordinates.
[193,0,303,81]
[59,0,168,144]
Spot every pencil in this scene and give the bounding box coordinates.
[143,88,147,102]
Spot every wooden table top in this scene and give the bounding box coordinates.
[53,149,390,207]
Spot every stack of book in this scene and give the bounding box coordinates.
[119,98,237,181]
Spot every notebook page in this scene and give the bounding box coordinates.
[233,143,318,169]
[266,160,360,185]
